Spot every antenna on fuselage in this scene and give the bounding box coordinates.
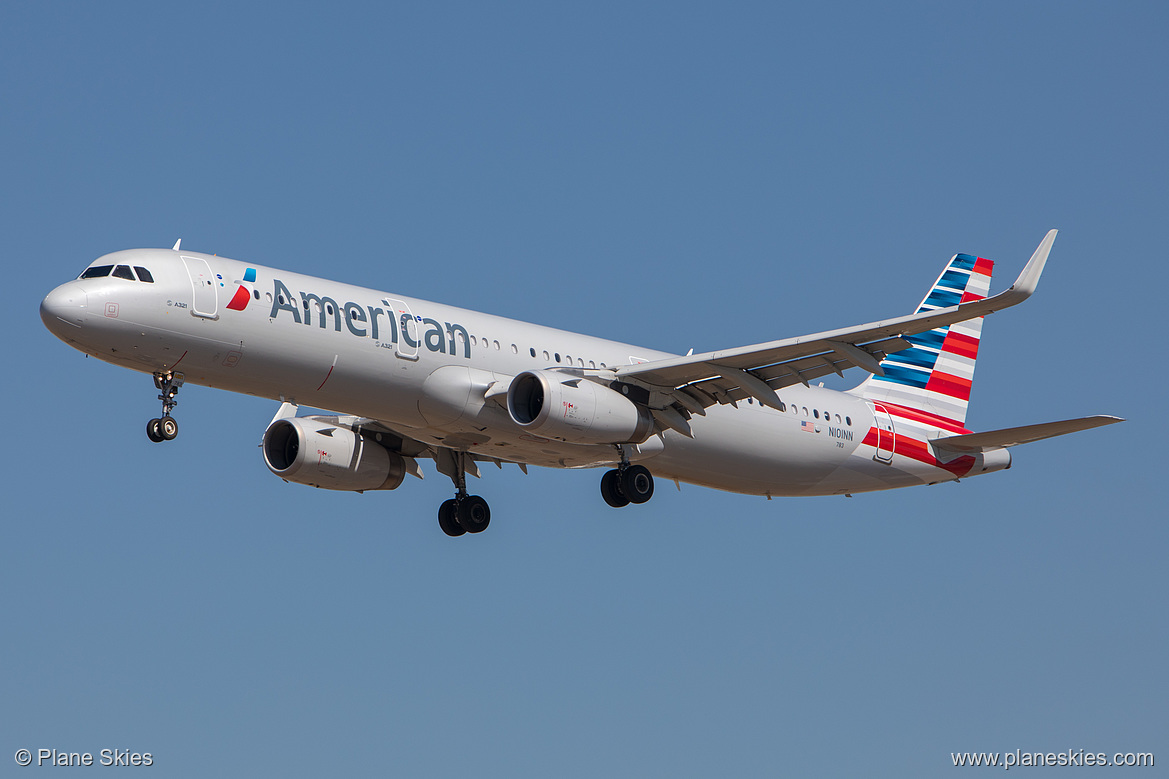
[172,238,181,251]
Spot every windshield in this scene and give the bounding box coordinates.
[79,265,113,279]
[78,264,155,282]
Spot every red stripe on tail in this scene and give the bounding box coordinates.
[941,331,980,360]
[924,370,972,401]
[972,257,994,276]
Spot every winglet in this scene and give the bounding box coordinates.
[991,229,1056,309]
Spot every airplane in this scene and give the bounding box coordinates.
[40,230,1121,536]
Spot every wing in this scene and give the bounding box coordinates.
[611,230,1057,437]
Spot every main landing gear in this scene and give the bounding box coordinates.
[437,451,491,537]
[599,446,655,508]
[146,371,184,443]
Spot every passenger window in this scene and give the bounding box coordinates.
[813,409,819,419]
[133,267,155,283]
[530,348,536,358]
[543,350,550,360]
[494,340,501,351]
[253,289,260,300]
[846,416,852,426]
[511,344,518,354]
[554,353,561,363]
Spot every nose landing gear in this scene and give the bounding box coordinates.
[146,371,184,443]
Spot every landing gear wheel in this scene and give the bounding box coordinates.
[621,465,654,504]
[600,469,630,508]
[148,371,185,443]
[438,499,465,537]
[458,495,491,533]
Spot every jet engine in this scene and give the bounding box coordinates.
[506,370,653,445]
[262,418,406,491]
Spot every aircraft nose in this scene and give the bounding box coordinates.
[40,282,89,337]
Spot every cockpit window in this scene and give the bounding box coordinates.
[79,263,156,282]
[79,265,113,279]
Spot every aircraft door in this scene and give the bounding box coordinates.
[181,256,218,319]
[384,298,419,360]
[871,402,895,463]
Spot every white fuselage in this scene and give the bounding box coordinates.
[41,248,991,498]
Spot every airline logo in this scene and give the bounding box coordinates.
[268,277,474,359]
[226,268,258,311]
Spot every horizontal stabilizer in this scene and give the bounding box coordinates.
[930,415,1124,453]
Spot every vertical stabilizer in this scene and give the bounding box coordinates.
[856,253,994,426]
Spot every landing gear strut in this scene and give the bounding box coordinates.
[146,371,183,443]
[600,445,655,508]
[437,450,491,537]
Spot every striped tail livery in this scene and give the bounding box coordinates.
[856,252,993,428]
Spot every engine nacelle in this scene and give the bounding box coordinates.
[506,370,653,445]
[262,418,406,491]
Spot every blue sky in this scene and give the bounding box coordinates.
[2,3,1163,776]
